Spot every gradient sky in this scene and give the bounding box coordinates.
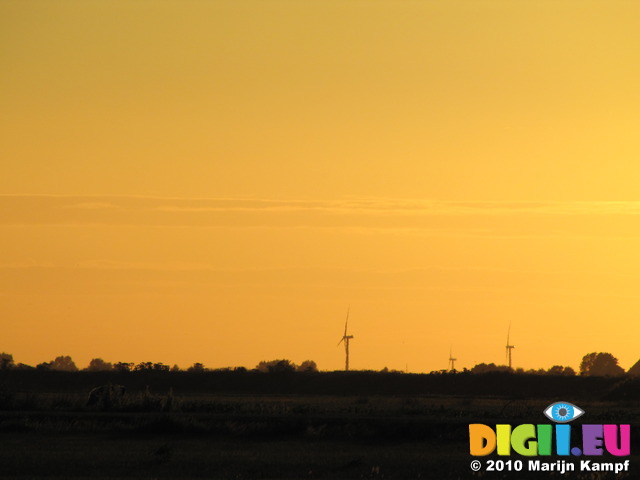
[2,0,640,372]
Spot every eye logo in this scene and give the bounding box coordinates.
[543,402,584,423]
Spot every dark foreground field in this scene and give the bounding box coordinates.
[1,371,639,479]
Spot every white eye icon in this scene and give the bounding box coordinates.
[543,402,584,423]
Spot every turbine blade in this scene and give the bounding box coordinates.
[344,305,350,337]
[338,338,344,347]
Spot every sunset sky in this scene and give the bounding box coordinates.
[2,0,640,372]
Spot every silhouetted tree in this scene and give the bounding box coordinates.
[113,362,134,372]
[563,366,576,376]
[170,364,180,372]
[470,363,511,374]
[14,363,35,370]
[0,352,14,369]
[256,359,296,373]
[297,360,318,373]
[134,362,154,371]
[580,352,625,377]
[47,355,78,372]
[547,365,576,376]
[86,358,113,372]
[132,362,169,372]
[187,362,206,372]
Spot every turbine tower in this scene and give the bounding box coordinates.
[505,322,515,369]
[337,306,354,371]
[448,346,457,371]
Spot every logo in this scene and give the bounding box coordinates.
[543,401,584,423]
[469,402,630,457]
[468,402,632,474]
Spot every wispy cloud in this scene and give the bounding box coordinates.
[62,202,119,210]
[2,194,640,229]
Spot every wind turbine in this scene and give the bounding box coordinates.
[337,306,354,371]
[505,322,515,369]
[448,346,457,371]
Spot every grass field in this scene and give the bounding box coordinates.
[0,372,639,479]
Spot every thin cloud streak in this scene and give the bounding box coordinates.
[3,196,640,234]
[4,261,640,282]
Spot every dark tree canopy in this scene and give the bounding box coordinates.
[86,358,113,372]
[134,362,169,372]
[38,355,78,372]
[470,363,511,374]
[546,365,576,376]
[0,352,14,370]
[113,362,134,372]
[187,362,207,372]
[297,360,318,373]
[256,359,297,373]
[579,352,625,377]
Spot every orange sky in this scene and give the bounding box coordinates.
[2,1,640,372]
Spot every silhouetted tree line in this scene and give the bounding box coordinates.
[255,359,318,373]
[462,352,626,377]
[0,354,321,374]
[0,351,633,376]
[1,352,35,371]
[466,363,576,376]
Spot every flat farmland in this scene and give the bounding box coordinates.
[0,371,639,479]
